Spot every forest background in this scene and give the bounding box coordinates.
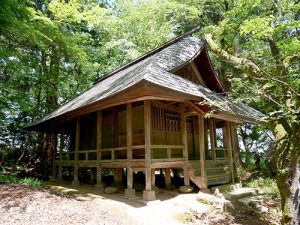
[0,0,299,224]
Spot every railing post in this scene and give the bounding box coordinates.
[167,148,171,158]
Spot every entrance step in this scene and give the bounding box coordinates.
[222,188,258,200]
[210,183,242,193]
[238,194,272,213]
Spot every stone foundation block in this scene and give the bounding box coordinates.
[143,190,156,201]
[125,189,136,199]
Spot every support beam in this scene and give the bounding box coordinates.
[198,116,207,189]
[95,111,103,190]
[181,104,189,186]
[143,100,155,201]
[72,117,80,186]
[225,121,235,183]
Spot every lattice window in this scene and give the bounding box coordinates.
[186,116,199,134]
[186,117,193,133]
[151,106,180,131]
[166,110,180,131]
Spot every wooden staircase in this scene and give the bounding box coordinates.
[187,161,206,189]
[188,159,230,188]
[206,160,230,186]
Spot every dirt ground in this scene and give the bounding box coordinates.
[0,182,280,225]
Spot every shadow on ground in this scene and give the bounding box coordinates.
[44,181,181,208]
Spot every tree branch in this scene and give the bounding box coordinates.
[204,33,261,75]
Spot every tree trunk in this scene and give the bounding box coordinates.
[291,162,300,225]
[274,123,300,224]
[42,132,55,179]
[277,160,300,225]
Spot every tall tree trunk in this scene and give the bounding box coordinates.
[274,123,300,224]
[291,162,300,225]
[42,132,55,179]
[41,44,59,179]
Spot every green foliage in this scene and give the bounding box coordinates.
[0,0,299,220]
[245,177,280,199]
[0,173,42,188]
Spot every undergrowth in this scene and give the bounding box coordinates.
[244,177,280,199]
[0,173,42,188]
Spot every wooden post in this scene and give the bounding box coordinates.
[209,121,216,160]
[231,124,240,181]
[95,111,103,190]
[198,116,207,189]
[72,117,80,186]
[164,168,172,189]
[225,121,234,183]
[144,100,152,191]
[181,105,189,186]
[114,168,123,185]
[126,103,133,188]
[143,100,155,201]
[114,111,119,148]
[125,103,135,198]
[151,169,156,187]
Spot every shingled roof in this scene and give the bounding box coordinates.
[26,36,264,130]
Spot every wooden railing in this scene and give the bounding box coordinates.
[100,146,127,160]
[78,150,97,161]
[55,144,186,162]
[214,147,228,159]
[151,145,185,161]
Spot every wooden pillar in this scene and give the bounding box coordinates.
[144,100,152,191]
[72,117,80,186]
[151,169,156,187]
[198,115,207,189]
[115,168,123,184]
[164,168,172,189]
[126,103,133,189]
[125,103,135,198]
[95,111,103,189]
[143,100,155,201]
[231,124,240,181]
[225,121,234,183]
[209,121,216,160]
[114,111,119,147]
[181,105,189,186]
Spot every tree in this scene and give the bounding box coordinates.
[196,0,300,223]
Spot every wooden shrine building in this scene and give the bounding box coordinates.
[26,36,263,201]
